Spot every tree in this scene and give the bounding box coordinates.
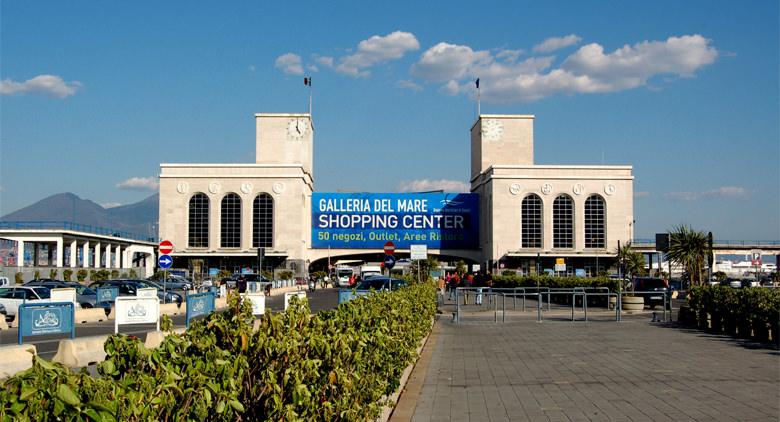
[667,225,709,286]
[615,242,647,291]
[616,242,646,279]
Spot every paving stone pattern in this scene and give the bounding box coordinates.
[408,317,779,421]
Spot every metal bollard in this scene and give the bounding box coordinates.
[537,292,542,322]
[494,293,498,323]
[456,289,460,324]
[502,293,506,323]
[571,292,576,321]
[584,293,588,321]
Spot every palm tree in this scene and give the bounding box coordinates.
[616,242,647,290]
[666,225,709,286]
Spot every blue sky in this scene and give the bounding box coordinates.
[1,1,778,241]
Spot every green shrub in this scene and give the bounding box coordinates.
[49,269,58,279]
[0,282,437,420]
[110,270,119,279]
[279,270,294,280]
[33,270,40,280]
[63,269,73,281]
[76,269,88,282]
[15,272,23,284]
[128,269,138,278]
[687,286,780,343]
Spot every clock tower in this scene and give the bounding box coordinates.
[470,114,534,179]
[255,113,314,176]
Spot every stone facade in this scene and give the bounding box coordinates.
[158,112,633,275]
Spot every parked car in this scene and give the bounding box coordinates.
[741,279,760,288]
[23,279,110,310]
[355,277,407,292]
[0,303,7,319]
[632,277,669,309]
[728,278,742,289]
[147,275,192,290]
[0,286,51,322]
[89,280,182,304]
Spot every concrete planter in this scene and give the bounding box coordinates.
[621,296,645,311]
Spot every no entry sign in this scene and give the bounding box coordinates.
[383,241,395,255]
[159,240,174,255]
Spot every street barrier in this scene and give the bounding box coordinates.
[18,302,75,345]
[186,292,216,327]
[136,287,157,298]
[74,308,110,323]
[284,291,307,310]
[159,302,183,316]
[241,293,266,316]
[50,288,77,307]
[96,286,119,305]
[52,335,109,368]
[144,327,185,349]
[0,344,37,379]
[114,296,160,334]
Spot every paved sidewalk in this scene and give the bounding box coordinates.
[395,317,779,421]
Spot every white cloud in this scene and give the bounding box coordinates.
[116,177,159,191]
[411,42,490,82]
[274,53,304,75]
[396,80,423,92]
[663,186,748,201]
[335,31,420,77]
[101,202,122,209]
[0,74,82,98]
[533,34,582,53]
[314,55,334,68]
[397,179,470,193]
[410,34,718,103]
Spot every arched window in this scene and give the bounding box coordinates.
[188,193,209,248]
[220,193,241,248]
[521,194,543,248]
[253,193,274,248]
[553,194,574,249]
[585,195,606,249]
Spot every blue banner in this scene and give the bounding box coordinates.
[18,302,75,344]
[96,286,119,304]
[312,192,479,249]
[186,292,216,328]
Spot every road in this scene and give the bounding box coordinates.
[1,287,340,360]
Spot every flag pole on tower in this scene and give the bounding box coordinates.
[304,76,312,116]
[475,78,481,116]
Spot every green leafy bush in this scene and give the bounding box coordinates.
[63,269,73,282]
[76,269,88,282]
[0,282,436,420]
[49,269,58,279]
[686,285,779,344]
[15,272,23,284]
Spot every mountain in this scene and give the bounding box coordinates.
[1,193,159,238]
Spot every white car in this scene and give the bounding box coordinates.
[0,286,51,321]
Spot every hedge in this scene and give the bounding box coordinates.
[684,285,779,344]
[490,275,619,292]
[0,282,437,421]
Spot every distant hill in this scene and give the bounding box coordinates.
[1,193,159,238]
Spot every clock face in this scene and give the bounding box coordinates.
[287,118,309,140]
[482,119,503,141]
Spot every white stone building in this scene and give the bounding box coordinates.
[158,112,633,277]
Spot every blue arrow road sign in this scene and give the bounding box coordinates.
[384,254,396,270]
[158,254,173,269]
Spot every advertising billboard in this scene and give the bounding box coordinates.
[312,192,479,249]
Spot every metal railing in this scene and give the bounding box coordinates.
[452,287,673,324]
